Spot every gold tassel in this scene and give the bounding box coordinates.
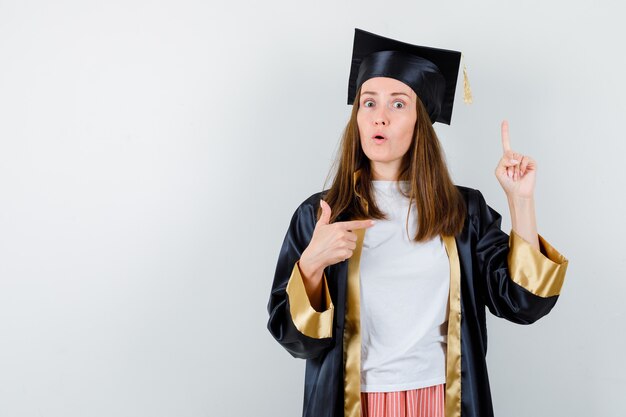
[462,52,473,104]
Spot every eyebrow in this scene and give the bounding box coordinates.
[361,91,411,98]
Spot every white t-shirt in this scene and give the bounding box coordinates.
[359,180,450,392]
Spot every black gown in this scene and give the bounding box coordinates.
[267,173,569,417]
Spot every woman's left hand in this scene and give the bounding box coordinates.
[495,120,536,199]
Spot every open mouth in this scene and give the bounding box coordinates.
[372,134,387,143]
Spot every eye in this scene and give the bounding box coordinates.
[392,101,405,109]
[363,99,374,107]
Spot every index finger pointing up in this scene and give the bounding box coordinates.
[501,119,511,154]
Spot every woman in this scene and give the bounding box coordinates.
[266,28,568,417]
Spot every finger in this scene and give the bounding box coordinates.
[507,166,513,179]
[524,156,536,173]
[504,149,516,159]
[501,120,511,154]
[511,152,523,179]
[520,156,529,175]
[339,249,353,263]
[338,219,376,231]
[500,156,520,167]
[318,199,332,225]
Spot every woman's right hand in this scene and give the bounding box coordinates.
[299,199,375,275]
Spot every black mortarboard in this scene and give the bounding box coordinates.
[347,28,471,125]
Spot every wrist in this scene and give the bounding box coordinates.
[299,252,323,280]
[507,195,535,220]
[506,193,535,204]
[506,195,539,250]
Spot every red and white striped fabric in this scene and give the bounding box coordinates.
[360,383,445,417]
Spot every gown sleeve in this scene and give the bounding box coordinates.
[266,201,335,359]
[472,189,569,324]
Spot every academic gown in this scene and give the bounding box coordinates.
[267,172,569,417]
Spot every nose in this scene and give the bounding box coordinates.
[374,108,388,126]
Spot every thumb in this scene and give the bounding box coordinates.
[318,199,332,226]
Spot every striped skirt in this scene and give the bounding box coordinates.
[360,383,445,417]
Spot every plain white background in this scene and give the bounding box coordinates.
[1,0,624,416]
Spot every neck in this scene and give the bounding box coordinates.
[370,161,401,181]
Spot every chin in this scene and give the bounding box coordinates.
[365,154,394,163]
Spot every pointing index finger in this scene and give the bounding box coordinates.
[501,120,511,154]
[338,219,375,231]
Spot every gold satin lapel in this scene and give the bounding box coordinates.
[353,169,369,215]
[442,235,462,417]
[343,227,365,417]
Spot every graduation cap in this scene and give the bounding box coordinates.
[347,28,472,125]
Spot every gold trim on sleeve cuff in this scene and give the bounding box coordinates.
[507,229,569,298]
[285,262,334,339]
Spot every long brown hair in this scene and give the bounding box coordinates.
[318,85,466,242]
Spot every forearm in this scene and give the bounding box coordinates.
[507,195,540,251]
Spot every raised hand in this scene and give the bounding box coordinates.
[300,199,375,275]
[495,120,537,199]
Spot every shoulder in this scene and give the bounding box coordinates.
[294,190,328,213]
[455,184,485,210]
[287,189,329,228]
[298,187,489,214]
[454,184,497,223]
[454,184,504,236]
[301,189,328,208]
[293,186,493,223]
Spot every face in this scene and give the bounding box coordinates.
[356,77,417,181]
